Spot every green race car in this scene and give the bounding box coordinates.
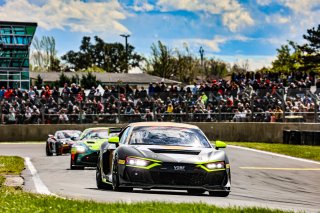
[70,127,122,170]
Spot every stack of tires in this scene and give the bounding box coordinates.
[283,130,320,145]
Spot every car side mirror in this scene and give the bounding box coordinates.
[108,136,120,144]
[215,140,227,150]
[71,136,79,141]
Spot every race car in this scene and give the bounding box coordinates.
[46,130,81,156]
[96,122,231,196]
[70,127,122,170]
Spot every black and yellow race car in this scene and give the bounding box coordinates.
[70,127,122,169]
[96,122,231,196]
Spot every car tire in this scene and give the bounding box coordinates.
[209,191,230,197]
[187,189,205,195]
[70,158,84,170]
[56,143,62,156]
[112,158,120,191]
[46,143,53,156]
[96,163,112,190]
[112,157,132,192]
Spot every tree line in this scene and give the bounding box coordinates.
[31,25,320,83]
[258,25,320,77]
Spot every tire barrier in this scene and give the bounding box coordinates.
[283,130,320,145]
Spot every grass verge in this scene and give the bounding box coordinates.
[0,141,44,144]
[0,156,25,175]
[226,142,320,161]
[0,194,291,213]
[0,155,291,213]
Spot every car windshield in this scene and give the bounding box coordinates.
[64,131,81,138]
[129,126,211,148]
[57,131,81,139]
[85,129,109,139]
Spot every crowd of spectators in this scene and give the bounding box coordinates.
[1,71,320,125]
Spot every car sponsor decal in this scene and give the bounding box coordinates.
[173,165,185,171]
[118,159,125,165]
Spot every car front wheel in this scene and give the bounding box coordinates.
[96,161,112,190]
[46,143,53,156]
[112,157,132,192]
[70,158,84,170]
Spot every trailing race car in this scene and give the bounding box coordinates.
[96,122,231,196]
[70,127,122,170]
[46,130,81,156]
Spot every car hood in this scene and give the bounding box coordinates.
[79,139,107,150]
[59,139,74,144]
[127,145,225,163]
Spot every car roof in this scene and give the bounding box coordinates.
[84,127,110,131]
[128,122,199,129]
[56,130,81,133]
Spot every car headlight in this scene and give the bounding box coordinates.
[75,146,86,153]
[126,157,150,167]
[205,161,225,170]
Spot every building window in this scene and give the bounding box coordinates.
[21,71,29,80]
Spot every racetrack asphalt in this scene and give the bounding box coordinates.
[0,143,319,212]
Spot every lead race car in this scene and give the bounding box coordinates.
[96,122,231,196]
[70,127,122,170]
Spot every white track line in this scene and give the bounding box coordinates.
[24,157,54,195]
[229,145,320,165]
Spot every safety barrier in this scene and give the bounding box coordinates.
[1,122,320,143]
[283,130,320,145]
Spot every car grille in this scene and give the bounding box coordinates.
[151,171,206,186]
[80,152,98,163]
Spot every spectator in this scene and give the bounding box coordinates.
[95,89,102,102]
[88,86,96,101]
[24,106,33,124]
[7,106,16,124]
[61,83,70,100]
[142,108,154,121]
[51,86,59,102]
[148,83,154,97]
[0,87,5,101]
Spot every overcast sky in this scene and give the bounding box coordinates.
[0,0,319,70]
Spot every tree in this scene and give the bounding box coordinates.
[271,41,304,75]
[205,58,228,78]
[31,36,61,71]
[35,74,43,88]
[57,73,71,87]
[241,59,250,73]
[271,44,294,74]
[298,25,320,72]
[61,36,144,73]
[145,41,176,79]
[80,72,101,89]
[32,37,43,69]
[49,56,62,72]
[174,45,201,83]
[70,74,80,85]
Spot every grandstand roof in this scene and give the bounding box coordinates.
[29,72,180,85]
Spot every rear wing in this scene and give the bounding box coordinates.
[109,127,123,135]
